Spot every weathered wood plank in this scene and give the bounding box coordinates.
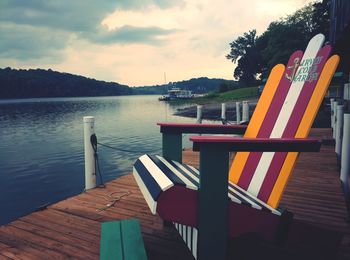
[0,225,96,259]
[12,220,100,255]
[23,209,101,237]
[0,128,349,260]
[0,227,71,259]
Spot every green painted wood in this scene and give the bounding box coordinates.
[191,136,321,152]
[158,122,247,135]
[121,219,147,260]
[100,219,147,260]
[162,133,182,163]
[100,221,123,260]
[197,143,229,260]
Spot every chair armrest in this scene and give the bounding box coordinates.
[157,122,247,135]
[190,136,321,152]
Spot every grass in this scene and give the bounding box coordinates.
[170,86,259,105]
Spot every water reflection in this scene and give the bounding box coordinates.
[0,95,195,224]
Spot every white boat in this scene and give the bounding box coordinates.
[159,88,193,101]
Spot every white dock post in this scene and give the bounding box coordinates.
[84,116,96,190]
[330,98,335,131]
[344,83,350,101]
[236,102,241,124]
[335,105,344,160]
[340,113,350,184]
[221,103,226,121]
[196,105,203,124]
[242,101,249,122]
[333,100,338,139]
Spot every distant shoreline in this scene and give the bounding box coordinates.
[174,100,257,121]
[174,100,331,128]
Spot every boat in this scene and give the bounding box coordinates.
[158,88,193,101]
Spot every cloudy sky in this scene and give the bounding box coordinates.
[0,0,315,86]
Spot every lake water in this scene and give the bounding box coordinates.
[0,95,198,225]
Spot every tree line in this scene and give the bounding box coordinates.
[0,67,132,99]
[226,1,329,86]
[0,68,234,99]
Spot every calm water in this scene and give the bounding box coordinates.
[0,95,196,225]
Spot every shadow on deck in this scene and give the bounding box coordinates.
[0,129,349,259]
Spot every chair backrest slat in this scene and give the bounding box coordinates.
[228,34,340,208]
[229,65,286,185]
[255,44,332,201]
[230,50,306,191]
[268,55,340,207]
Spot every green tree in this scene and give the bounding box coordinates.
[226,30,262,86]
[227,1,330,84]
[258,21,308,77]
[218,83,229,92]
[310,1,330,36]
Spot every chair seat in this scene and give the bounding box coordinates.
[133,154,281,216]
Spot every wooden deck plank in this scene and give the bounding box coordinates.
[0,227,71,259]
[19,215,100,245]
[22,209,101,238]
[0,247,40,260]
[0,225,96,260]
[0,128,349,259]
[12,220,100,255]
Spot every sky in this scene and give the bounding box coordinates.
[0,0,316,87]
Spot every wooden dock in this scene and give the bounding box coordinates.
[0,129,349,259]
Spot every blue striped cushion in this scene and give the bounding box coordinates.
[133,154,282,216]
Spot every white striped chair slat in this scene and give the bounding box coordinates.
[173,222,198,259]
[155,155,198,190]
[132,167,158,214]
[133,155,282,216]
[139,155,174,190]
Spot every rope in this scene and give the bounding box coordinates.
[97,141,161,154]
[90,134,105,188]
[96,191,131,211]
[89,133,161,191]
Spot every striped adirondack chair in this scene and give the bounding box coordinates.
[133,34,340,260]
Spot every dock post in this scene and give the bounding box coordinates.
[333,100,338,139]
[236,102,241,124]
[221,103,226,121]
[242,101,249,122]
[340,113,350,185]
[335,105,344,161]
[196,105,203,124]
[344,83,350,101]
[330,98,335,131]
[84,116,96,190]
[344,83,350,111]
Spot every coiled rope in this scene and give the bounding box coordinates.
[96,191,131,212]
[90,134,105,188]
[88,133,192,211]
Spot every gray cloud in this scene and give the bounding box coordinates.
[0,0,182,60]
[84,25,178,45]
[0,23,68,61]
[0,0,183,32]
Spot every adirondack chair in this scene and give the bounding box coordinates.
[133,34,340,260]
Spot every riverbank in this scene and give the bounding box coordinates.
[174,100,257,121]
[174,99,331,128]
[171,87,259,121]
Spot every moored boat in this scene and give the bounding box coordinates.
[159,88,193,101]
